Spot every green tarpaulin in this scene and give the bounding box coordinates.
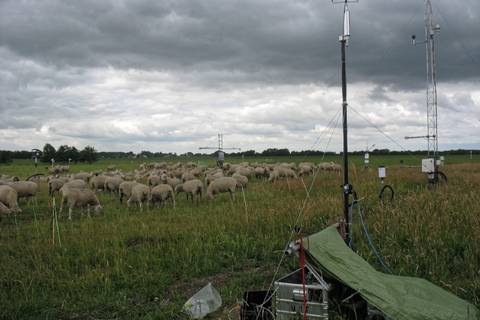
[305,225,479,320]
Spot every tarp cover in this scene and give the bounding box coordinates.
[304,225,479,320]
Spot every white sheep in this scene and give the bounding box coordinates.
[206,177,237,201]
[329,162,342,173]
[8,181,38,202]
[104,176,124,193]
[0,185,21,213]
[298,162,316,177]
[118,181,138,204]
[0,201,11,215]
[268,170,280,182]
[127,183,150,211]
[205,171,224,186]
[122,172,136,181]
[162,175,182,190]
[62,179,88,190]
[234,166,254,178]
[175,179,203,205]
[254,167,267,179]
[90,175,107,192]
[73,172,92,182]
[150,184,175,208]
[147,175,162,187]
[48,178,66,195]
[232,173,248,189]
[268,166,297,182]
[60,187,102,220]
[181,171,196,182]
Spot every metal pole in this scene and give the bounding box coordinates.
[341,36,350,242]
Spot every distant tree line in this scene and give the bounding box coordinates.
[0,147,478,164]
[39,144,98,163]
[0,144,98,164]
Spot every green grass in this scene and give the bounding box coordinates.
[0,156,479,319]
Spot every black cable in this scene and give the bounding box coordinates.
[379,185,394,203]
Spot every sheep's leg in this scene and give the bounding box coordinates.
[87,205,91,218]
[68,207,73,220]
[59,197,64,214]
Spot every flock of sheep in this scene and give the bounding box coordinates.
[0,160,341,220]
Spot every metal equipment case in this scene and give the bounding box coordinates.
[274,266,330,319]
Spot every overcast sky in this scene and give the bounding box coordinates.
[0,0,479,154]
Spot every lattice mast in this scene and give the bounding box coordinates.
[424,0,439,161]
[407,0,441,179]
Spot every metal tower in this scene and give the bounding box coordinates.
[199,133,241,167]
[424,0,440,161]
[406,0,441,182]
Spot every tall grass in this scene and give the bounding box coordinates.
[0,157,478,319]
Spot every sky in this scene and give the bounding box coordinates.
[0,0,479,154]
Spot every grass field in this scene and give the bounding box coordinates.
[0,155,479,319]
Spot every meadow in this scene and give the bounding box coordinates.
[0,154,479,319]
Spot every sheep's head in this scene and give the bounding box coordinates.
[174,184,183,194]
[206,191,214,200]
[94,205,103,214]
[160,173,168,183]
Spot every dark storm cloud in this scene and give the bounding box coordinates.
[0,0,479,152]
[1,0,478,88]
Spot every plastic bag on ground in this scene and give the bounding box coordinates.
[183,282,222,319]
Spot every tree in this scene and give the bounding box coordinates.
[0,151,12,163]
[79,146,97,163]
[57,145,79,163]
[65,146,79,163]
[261,148,290,156]
[41,144,56,162]
[56,145,69,162]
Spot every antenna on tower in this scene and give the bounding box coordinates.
[199,133,241,168]
[405,0,444,184]
[332,0,358,245]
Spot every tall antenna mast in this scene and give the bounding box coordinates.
[406,0,441,183]
[333,0,358,244]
